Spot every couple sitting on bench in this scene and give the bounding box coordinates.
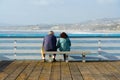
[41,31,71,62]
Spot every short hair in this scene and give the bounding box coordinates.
[48,31,54,35]
[60,32,68,38]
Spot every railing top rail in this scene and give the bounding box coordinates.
[0,33,120,38]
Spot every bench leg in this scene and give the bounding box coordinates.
[49,54,52,62]
[82,54,86,62]
[66,55,69,63]
[63,54,69,62]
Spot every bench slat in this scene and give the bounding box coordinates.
[44,51,91,54]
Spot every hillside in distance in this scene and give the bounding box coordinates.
[51,18,120,32]
[0,18,120,33]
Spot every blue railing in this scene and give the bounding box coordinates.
[1,33,120,38]
[0,33,120,61]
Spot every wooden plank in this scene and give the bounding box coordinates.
[61,62,72,80]
[0,61,10,71]
[1,61,120,80]
[0,61,13,80]
[109,61,120,72]
[44,51,91,54]
[39,62,52,80]
[4,61,29,80]
[94,62,118,80]
[86,62,107,80]
[109,61,120,80]
[16,61,37,80]
[50,62,61,80]
[77,62,95,80]
[102,62,120,80]
[0,61,23,80]
[69,62,83,80]
[4,61,23,74]
[27,62,44,80]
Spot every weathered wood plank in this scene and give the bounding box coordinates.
[4,61,29,80]
[109,61,120,72]
[0,61,12,72]
[86,62,107,80]
[0,61,23,80]
[69,62,83,80]
[102,62,120,80]
[50,62,61,80]
[0,61,14,80]
[61,62,72,80]
[0,61,120,80]
[94,62,118,80]
[16,61,37,80]
[106,62,120,80]
[77,62,95,80]
[39,62,52,80]
[27,61,43,80]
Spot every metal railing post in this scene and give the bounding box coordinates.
[14,40,17,60]
[98,40,102,60]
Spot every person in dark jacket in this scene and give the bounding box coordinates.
[42,31,57,62]
[57,32,71,62]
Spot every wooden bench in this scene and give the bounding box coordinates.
[44,51,91,62]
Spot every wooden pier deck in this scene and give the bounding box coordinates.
[0,60,120,80]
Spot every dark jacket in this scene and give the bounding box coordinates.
[43,34,57,51]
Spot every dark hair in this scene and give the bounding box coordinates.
[60,32,68,38]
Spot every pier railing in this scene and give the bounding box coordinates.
[1,33,120,61]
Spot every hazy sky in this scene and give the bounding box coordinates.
[0,0,120,25]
